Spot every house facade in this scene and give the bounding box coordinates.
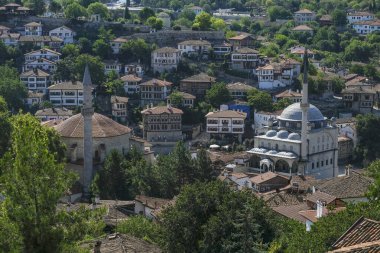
[110,37,128,54]
[20,69,51,94]
[179,73,216,99]
[294,9,316,24]
[167,91,195,108]
[205,110,247,142]
[347,11,375,24]
[103,60,123,75]
[111,95,128,122]
[351,20,380,34]
[48,26,75,44]
[275,89,302,103]
[23,58,57,72]
[253,110,282,135]
[228,34,255,50]
[231,47,262,73]
[121,74,142,94]
[177,40,211,56]
[35,107,73,121]
[140,79,172,106]
[24,48,61,62]
[151,47,181,73]
[256,63,295,90]
[24,22,42,36]
[342,86,376,113]
[226,82,254,99]
[213,42,232,60]
[141,106,183,143]
[48,81,86,107]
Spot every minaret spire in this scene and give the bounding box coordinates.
[82,64,94,198]
[300,48,310,174]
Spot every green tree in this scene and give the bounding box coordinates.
[332,9,347,26]
[146,16,164,30]
[211,17,226,31]
[92,39,112,59]
[0,114,76,252]
[355,114,380,163]
[139,7,155,21]
[87,2,110,19]
[273,98,292,111]
[61,44,80,58]
[168,91,184,107]
[119,38,152,65]
[344,39,373,62]
[0,96,11,158]
[160,182,278,253]
[366,159,380,202]
[205,82,231,108]
[75,54,105,85]
[267,6,292,21]
[54,56,77,82]
[124,5,131,19]
[117,215,162,244]
[24,0,45,15]
[247,89,273,112]
[97,149,129,199]
[195,148,212,181]
[0,65,27,111]
[64,2,87,19]
[193,11,212,30]
[78,37,93,54]
[49,0,61,13]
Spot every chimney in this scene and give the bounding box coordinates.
[316,200,323,218]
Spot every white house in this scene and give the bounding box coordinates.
[25,91,44,107]
[35,107,73,121]
[151,47,181,73]
[20,69,51,94]
[23,58,57,72]
[294,9,316,24]
[177,40,211,56]
[24,22,42,36]
[49,26,76,44]
[347,11,375,24]
[253,110,282,135]
[110,37,128,54]
[0,33,20,46]
[121,74,142,94]
[222,171,251,190]
[213,42,232,60]
[351,20,380,34]
[205,110,247,142]
[48,81,86,107]
[256,62,296,90]
[111,95,128,122]
[103,60,123,75]
[24,48,61,62]
[124,63,144,77]
[134,195,171,220]
[336,118,357,146]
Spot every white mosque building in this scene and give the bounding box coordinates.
[247,53,339,179]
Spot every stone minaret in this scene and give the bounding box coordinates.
[300,49,310,174]
[82,65,94,197]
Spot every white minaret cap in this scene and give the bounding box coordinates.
[83,64,92,86]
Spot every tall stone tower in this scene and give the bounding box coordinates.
[300,49,310,174]
[82,65,94,197]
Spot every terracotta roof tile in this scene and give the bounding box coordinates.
[140,79,172,87]
[276,89,302,98]
[250,171,289,184]
[332,217,380,250]
[54,113,131,138]
[120,74,142,82]
[111,96,129,104]
[141,106,183,115]
[307,190,337,205]
[181,73,216,83]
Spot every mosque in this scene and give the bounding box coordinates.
[247,53,339,179]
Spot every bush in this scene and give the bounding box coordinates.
[173,25,181,31]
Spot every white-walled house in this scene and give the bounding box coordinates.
[256,62,296,90]
[0,33,20,46]
[25,91,44,107]
[24,22,42,36]
[121,74,142,94]
[110,37,128,54]
[253,110,282,135]
[103,60,123,75]
[111,95,128,122]
[20,69,51,94]
[206,110,247,142]
[177,40,211,56]
[134,195,171,220]
[151,47,181,73]
[24,48,61,62]
[48,81,86,107]
[124,63,144,77]
[351,20,380,34]
[294,9,316,24]
[23,58,57,72]
[347,11,375,24]
[49,26,76,44]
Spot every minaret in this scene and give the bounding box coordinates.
[82,65,94,197]
[300,49,309,173]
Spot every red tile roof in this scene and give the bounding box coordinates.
[141,106,183,115]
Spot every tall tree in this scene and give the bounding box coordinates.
[0,65,27,111]
[0,114,76,252]
[0,96,10,159]
[195,148,212,181]
[138,7,155,21]
[75,54,105,85]
[205,82,231,108]
[87,2,110,19]
[247,89,273,112]
[193,12,212,30]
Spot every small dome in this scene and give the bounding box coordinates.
[268,150,278,155]
[266,130,277,137]
[157,12,170,18]
[278,103,324,122]
[288,133,301,140]
[277,130,289,139]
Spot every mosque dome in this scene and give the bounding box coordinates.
[266,130,277,137]
[288,133,301,140]
[278,103,324,122]
[276,130,289,139]
[54,113,131,138]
